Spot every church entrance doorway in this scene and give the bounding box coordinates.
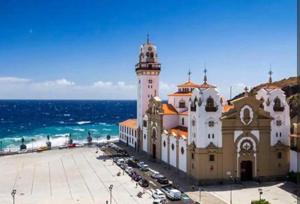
[240,160,253,181]
[152,143,156,159]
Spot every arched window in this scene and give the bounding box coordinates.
[205,96,217,112]
[150,52,154,58]
[181,147,184,154]
[208,121,215,127]
[171,143,175,150]
[179,100,186,108]
[181,118,185,125]
[152,129,156,139]
[273,97,284,111]
[163,140,166,147]
[243,108,251,124]
[192,120,196,126]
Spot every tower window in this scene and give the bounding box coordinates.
[208,134,210,139]
[212,134,215,139]
[181,118,184,125]
[209,154,215,162]
[191,153,194,160]
[143,120,147,127]
[171,143,175,150]
[163,140,166,147]
[192,120,196,126]
[277,152,282,159]
[208,121,215,127]
[276,120,282,126]
[148,79,153,84]
[179,100,186,108]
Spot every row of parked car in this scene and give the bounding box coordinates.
[113,156,184,203]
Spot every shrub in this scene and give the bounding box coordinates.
[251,199,270,204]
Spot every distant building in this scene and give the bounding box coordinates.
[119,39,291,182]
[290,122,300,173]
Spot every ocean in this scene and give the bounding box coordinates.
[0,100,136,151]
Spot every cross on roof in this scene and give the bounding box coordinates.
[203,66,207,84]
[146,33,150,44]
[188,69,191,82]
[268,65,273,84]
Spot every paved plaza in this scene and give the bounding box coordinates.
[0,147,154,204]
[0,146,299,204]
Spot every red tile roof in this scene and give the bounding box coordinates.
[168,126,188,138]
[119,119,137,129]
[162,104,178,115]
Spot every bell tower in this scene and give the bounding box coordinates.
[136,35,161,129]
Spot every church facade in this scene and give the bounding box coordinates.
[119,39,291,182]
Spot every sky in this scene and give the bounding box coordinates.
[0,0,296,99]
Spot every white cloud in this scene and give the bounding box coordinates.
[0,77,137,99]
[0,77,31,83]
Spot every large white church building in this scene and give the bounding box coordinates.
[119,38,291,182]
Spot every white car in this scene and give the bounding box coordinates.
[125,167,133,174]
[150,171,160,179]
[137,161,145,168]
[152,189,166,200]
[116,158,125,166]
[153,198,163,204]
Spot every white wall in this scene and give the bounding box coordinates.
[169,136,177,168]
[189,87,223,148]
[137,73,160,128]
[168,95,190,113]
[290,150,300,172]
[256,88,290,146]
[178,138,187,172]
[163,115,179,129]
[161,134,168,163]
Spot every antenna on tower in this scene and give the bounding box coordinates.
[230,86,232,100]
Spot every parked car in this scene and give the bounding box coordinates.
[140,164,149,171]
[120,163,127,170]
[152,189,166,200]
[161,186,181,201]
[127,159,139,168]
[157,177,169,185]
[131,172,142,181]
[116,158,125,166]
[125,167,133,174]
[152,173,165,180]
[138,178,149,187]
[153,199,163,204]
[137,161,145,168]
[150,171,161,179]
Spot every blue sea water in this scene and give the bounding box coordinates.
[0,100,136,150]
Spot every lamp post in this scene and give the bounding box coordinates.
[198,187,203,203]
[258,188,263,201]
[11,189,16,204]
[226,171,233,204]
[109,184,113,204]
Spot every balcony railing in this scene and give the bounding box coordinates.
[205,106,218,112]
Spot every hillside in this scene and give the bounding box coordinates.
[230,76,300,122]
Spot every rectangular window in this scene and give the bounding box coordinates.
[209,154,215,162]
[143,120,147,127]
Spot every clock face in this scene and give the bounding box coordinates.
[148,47,153,51]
